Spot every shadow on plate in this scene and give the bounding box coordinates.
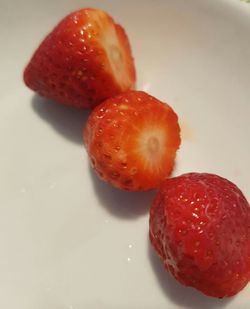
[89,165,156,219]
[148,240,232,309]
[31,95,90,144]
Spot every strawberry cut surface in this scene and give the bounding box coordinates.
[24,8,136,108]
[149,173,250,298]
[84,90,181,191]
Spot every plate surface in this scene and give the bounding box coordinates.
[0,0,250,308]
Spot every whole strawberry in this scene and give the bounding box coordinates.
[84,90,181,191]
[149,173,250,298]
[24,8,135,108]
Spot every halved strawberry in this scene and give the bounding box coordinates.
[84,91,181,191]
[24,8,136,108]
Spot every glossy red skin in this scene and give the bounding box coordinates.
[23,8,136,109]
[149,173,250,298]
[84,91,181,191]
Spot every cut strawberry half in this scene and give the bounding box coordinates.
[84,90,181,191]
[24,8,136,108]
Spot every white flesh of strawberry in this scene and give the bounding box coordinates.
[89,10,132,90]
[136,127,167,172]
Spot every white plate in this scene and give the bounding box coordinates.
[1,0,250,308]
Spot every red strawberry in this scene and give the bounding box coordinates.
[149,173,250,298]
[24,8,135,108]
[84,90,181,191]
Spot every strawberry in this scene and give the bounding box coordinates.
[24,8,135,108]
[149,173,250,298]
[84,90,181,191]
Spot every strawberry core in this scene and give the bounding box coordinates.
[147,136,160,155]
